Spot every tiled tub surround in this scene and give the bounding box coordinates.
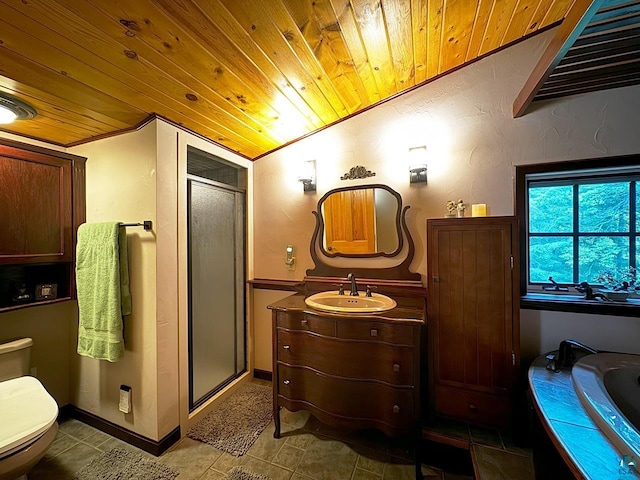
[529,356,640,479]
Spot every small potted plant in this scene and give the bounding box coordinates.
[594,266,638,302]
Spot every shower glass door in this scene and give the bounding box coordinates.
[188,177,246,410]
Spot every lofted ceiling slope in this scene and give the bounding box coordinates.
[533,0,640,102]
[514,0,640,116]
[0,0,575,159]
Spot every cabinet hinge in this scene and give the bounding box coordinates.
[512,352,516,366]
[510,255,514,270]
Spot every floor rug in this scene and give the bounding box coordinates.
[188,382,272,456]
[73,448,178,480]
[227,466,270,480]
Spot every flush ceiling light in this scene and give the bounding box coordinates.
[0,93,37,124]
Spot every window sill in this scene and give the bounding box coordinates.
[521,293,639,317]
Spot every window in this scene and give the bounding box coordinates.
[516,156,640,299]
[528,177,637,286]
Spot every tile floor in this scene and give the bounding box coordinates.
[28,392,532,480]
[422,417,535,480]
[30,412,471,480]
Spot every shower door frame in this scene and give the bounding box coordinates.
[186,174,247,412]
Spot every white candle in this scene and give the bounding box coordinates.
[472,204,487,217]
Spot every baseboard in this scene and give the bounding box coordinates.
[253,369,272,381]
[58,404,75,422]
[65,405,180,456]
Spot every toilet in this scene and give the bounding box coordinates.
[0,338,59,480]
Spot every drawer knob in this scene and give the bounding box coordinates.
[370,329,378,337]
[283,345,290,350]
[393,363,400,372]
[392,405,400,414]
[469,404,477,411]
[301,319,308,325]
[283,379,290,386]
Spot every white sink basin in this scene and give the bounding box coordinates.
[304,291,397,314]
[572,353,640,461]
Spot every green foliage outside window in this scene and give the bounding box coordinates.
[528,179,638,287]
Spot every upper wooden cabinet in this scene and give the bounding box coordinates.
[426,217,520,427]
[0,139,86,309]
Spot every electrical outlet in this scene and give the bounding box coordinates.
[119,385,132,413]
[285,245,295,271]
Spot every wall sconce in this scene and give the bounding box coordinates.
[408,146,428,184]
[0,93,37,124]
[297,159,316,192]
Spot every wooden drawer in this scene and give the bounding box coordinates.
[435,385,511,425]
[276,311,335,336]
[277,330,414,385]
[336,319,414,345]
[278,364,414,432]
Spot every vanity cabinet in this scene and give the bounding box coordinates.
[269,294,424,438]
[426,217,520,426]
[0,139,86,310]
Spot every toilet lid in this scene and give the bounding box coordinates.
[0,376,58,457]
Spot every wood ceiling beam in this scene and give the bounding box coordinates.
[513,0,606,117]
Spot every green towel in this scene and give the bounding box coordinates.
[76,222,131,362]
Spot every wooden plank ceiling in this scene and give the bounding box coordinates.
[0,0,575,159]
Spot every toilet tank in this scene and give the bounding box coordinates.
[0,338,32,382]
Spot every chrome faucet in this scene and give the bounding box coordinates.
[346,273,359,296]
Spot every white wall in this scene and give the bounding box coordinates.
[252,28,640,363]
[0,301,74,405]
[69,122,161,440]
[521,310,640,362]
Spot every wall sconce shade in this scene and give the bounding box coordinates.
[298,159,316,192]
[408,146,428,184]
[0,93,37,124]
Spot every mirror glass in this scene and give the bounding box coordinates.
[320,186,400,257]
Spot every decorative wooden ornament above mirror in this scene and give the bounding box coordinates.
[305,184,421,285]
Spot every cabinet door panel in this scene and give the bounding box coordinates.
[427,217,518,426]
[433,224,512,390]
[0,149,72,263]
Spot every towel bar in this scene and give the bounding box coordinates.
[120,221,152,231]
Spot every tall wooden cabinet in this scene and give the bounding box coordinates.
[0,138,86,311]
[426,217,520,426]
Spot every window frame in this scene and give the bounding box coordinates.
[515,154,640,317]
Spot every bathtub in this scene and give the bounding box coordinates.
[572,353,640,465]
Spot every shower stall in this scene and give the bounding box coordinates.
[187,147,246,411]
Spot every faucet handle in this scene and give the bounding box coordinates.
[545,353,559,373]
[365,285,377,297]
[332,284,345,295]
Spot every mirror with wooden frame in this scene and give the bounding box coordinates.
[321,185,401,257]
[306,184,421,283]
